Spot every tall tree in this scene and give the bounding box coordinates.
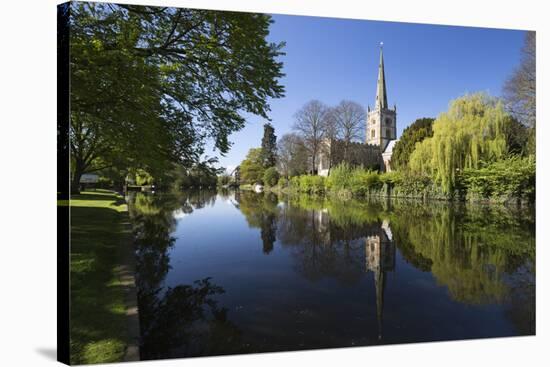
[391,118,434,171]
[504,32,536,128]
[277,133,309,177]
[292,100,330,173]
[503,31,535,154]
[260,123,277,168]
[329,100,366,160]
[68,3,285,192]
[332,100,365,142]
[240,148,265,184]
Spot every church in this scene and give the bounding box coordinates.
[317,45,398,176]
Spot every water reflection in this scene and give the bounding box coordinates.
[366,220,395,340]
[128,191,248,359]
[128,190,535,360]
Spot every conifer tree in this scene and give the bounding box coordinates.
[261,123,278,168]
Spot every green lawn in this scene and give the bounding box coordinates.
[69,189,132,364]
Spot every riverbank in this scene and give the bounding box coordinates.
[246,183,534,207]
[69,189,139,364]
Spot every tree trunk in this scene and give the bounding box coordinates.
[71,171,82,195]
[311,147,317,175]
[71,166,83,195]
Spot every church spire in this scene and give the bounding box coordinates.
[375,42,388,110]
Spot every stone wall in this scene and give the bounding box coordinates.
[329,140,383,170]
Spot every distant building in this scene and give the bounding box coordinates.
[79,173,99,183]
[317,44,398,175]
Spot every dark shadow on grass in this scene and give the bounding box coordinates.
[70,204,132,364]
[114,197,126,206]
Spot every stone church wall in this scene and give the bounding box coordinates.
[317,139,384,176]
[329,140,383,170]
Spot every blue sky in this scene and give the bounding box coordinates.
[209,13,526,172]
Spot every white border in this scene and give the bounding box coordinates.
[0,0,547,366]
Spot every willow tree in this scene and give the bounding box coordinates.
[409,94,513,193]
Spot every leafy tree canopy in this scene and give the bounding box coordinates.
[68,2,285,191]
[391,118,434,171]
[240,148,265,184]
[408,93,520,193]
[263,167,280,187]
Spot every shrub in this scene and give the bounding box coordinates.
[263,167,280,187]
[349,169,382,196]
[326,162,353,191]
[380,171,402,186]
[311,176,326,194]
[326,163,383,196]
[299,175,325,194]
[461,156,535,202]
[394,173,433,196]
[290,176,301,190]
[293,175,326,194]
[278,176,288,188]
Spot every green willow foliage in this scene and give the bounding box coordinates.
[409,94,514,193]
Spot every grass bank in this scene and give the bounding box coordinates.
[70,189,135,364]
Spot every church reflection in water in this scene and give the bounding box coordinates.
[309,203,396,340]
[365,220,395,340]
[130,191,535,358]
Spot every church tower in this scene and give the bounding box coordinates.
[366,44,397,150]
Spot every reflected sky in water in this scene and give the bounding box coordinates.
[129,190,535,360]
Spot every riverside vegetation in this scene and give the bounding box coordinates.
[240,94,535,204]
[273,155,534,203]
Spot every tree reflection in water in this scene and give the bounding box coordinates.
[237,192,535,339]
[129,191,248,359]
[129,190,535,358]
[235,192,279,254]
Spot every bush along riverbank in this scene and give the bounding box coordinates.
[268,158,535,204]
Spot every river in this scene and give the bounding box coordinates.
[127,190,535,360]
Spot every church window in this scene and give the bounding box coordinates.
[371,129,376,138]
[386,128,391,137]
[385,118,391,125]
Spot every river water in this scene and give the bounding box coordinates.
[128,190,535,360]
